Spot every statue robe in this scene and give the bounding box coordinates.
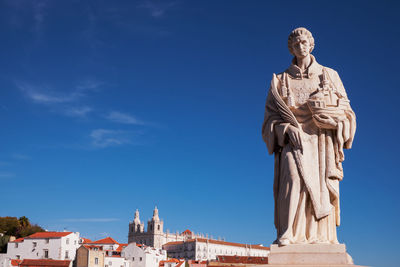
[262,56,356,244]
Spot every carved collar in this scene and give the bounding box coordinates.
[286,55,321,79]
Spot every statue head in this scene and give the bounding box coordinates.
[288,27,315,58]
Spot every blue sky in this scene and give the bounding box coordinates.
[0,0,399,266]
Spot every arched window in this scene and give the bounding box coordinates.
[157,225,160,230]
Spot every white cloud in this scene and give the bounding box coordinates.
[76,79,103,91]
[90,129,132,148]
[64,106,93,118]
[33,0,47,36]
[16,81,82,104]
[17,78,102,106]
[12,153,31,160]
[0,172,15,178]
[3,0,48,37]
[106,111,143,125]
[16,80,101,119]
[138,0,178,18]
[61,218,119,222]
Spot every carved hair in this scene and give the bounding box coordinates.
[287,27,315,56]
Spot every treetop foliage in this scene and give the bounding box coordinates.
[0,216,45,253]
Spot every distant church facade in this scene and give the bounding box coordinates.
[128,207,202,249]
[128,207,270,261]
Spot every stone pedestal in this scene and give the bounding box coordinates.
[264,243,364,266]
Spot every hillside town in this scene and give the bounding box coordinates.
[0,208,269,267]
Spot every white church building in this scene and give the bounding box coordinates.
[127,207,270,261]
[128,207,203,249]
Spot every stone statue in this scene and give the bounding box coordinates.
[262,27,356,246]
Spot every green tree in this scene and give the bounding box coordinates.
[19,224,44,237]
[0,217,20,236]
[18,216,30,229]
[0,235,10,253]
[0,216,45,253]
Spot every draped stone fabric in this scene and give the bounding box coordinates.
[262,56,356,245]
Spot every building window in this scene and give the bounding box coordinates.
[44,249,49,258]
[45,238,49,244]
[157,225,160,230]
[95,258,99,265]
[140,257,142,261]
[15,243,18,248]
[65,251,69,259]
[66,238,69,244]
[132,257,134,261]
[33,242,37,248]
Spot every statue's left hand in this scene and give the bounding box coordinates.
[313,114,337,129]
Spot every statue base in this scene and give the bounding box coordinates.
[262,243,365,266]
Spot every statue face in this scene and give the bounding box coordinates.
[291,35,311,58]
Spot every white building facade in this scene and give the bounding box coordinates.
[121,243,166,267]
[6,232,80,261]
[163,238,269,261]
[104,255,128,267]
[128,207,270,261]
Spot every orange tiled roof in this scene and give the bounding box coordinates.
[162,258,180,263]
[159,258,183,267]
[116,243,128,252]
[91,237,119,244]
[81,238,92,243]
[182,229,192,235]
[216,255,268,264]
[25,232,72,239]
[10,237,24,243]
[20,259,71,267]
[11,259,21,266]
[163,238,270,250]
[162,240,182,246]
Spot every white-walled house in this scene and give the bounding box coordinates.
[163,238,269,261]
[85,237,120,252]
[122,243,166,267]
[104,255,128,267]
[6,231,80,261]
[76,237,129,267]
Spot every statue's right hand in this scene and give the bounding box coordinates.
[286,125,303,150]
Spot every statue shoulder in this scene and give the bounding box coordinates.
[272,72,284,81]
[323,66,342,80]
